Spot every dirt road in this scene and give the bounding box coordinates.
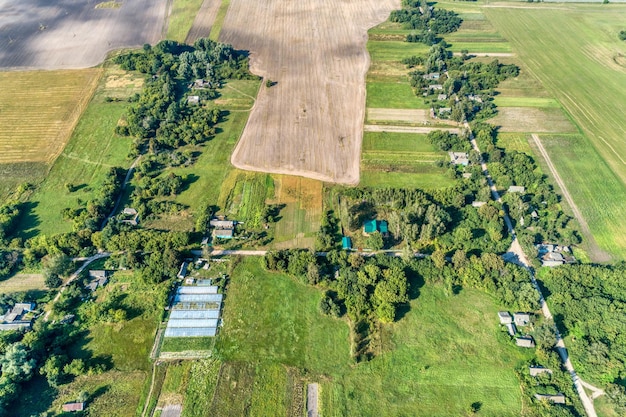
[468,122,598,417]
[531,134,611,262]
[307,383,319,417]
[220,0,400,184]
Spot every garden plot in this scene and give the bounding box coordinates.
[0,0,167,69]
[220,0,400,184]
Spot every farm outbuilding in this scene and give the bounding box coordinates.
[529,366,553,377]
[498,311,512,324]
[534,394,566,404]
[514,313,531,326]
[342,237,352,250]
[62,402,85,412]
[516,336,536,348]
[363,219,389,236]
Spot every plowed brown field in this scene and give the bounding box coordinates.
[220,0,400,184]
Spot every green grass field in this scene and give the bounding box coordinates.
[366,81,427,109]
[367,40,430,62]
[212,257,530,416]
[16,67,141,237]
[166,0,205,42]
[485,5,626,258]
[537,134,626,257]
[493,96,560,108]
[360,132,454,189]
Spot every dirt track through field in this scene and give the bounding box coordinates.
[185,0,222,44]
[220,0,400,184]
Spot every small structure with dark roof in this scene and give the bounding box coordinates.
[514,312,531,326]
[62,402,85,412]
[516,336,536,348]
[534,394,565,404]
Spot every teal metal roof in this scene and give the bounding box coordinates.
[363,219,377,233]
[379,221,388,234]
[342,237,352,249]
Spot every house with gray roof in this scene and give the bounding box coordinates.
[514,312,531,326]
[0,302,36,331]
[516,336,536,348]
[449,152,469,166]
[498,311,512,324]
[534,394,565,404]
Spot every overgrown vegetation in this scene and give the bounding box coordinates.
[390,0,462,45]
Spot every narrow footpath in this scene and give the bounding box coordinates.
[465,122,599,417]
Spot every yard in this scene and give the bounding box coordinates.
[208,257,531,416]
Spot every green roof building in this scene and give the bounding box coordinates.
[363,219,389,235]
[342,237,352,250]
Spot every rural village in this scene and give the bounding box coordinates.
[0,0,625,416]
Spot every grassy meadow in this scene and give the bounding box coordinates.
[485,5,626,258]
[360,132,454,189]
[209,257,530,416]
[16,67,142,237]
[0,69,101,198]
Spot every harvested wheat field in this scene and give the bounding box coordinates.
[220,0,400,184]
[0,69,101,163]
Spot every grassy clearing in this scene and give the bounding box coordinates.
[366,81,427,109]
[16,66,141,237]
[270,176,323,248]
[488,107,577,133]
[360,132,453,189]
[161,337,215,353]
[216,257,351,373]
[537,134,626,258]
[367,41,429,62]
[493,96,560,108]
[0,69,101,198]
[182,359,221,417]
[485,6,626,251]
[209,0,231,41]
[495,133,533,154]
[166,0,205,42]
[214,257,529,416]
[0,273,45,295]
[217,170,272,228]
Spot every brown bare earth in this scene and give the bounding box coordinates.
[220,0,400,184]
[367,108,430,124]
[0,0,167,69]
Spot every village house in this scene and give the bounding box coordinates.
[422,72,440,80]
[507,185,525,193]
[187,95,200,106]
[529,366,553,377]
[536,244,576,267]
[209,217,236,240]
[121,207,139,226]
[516,336,536,348]
[449,152,469,166]
[498,311,512,324]
[363,219,389,237]
[514,312,531,326]
[0,302,36,331]
[62,402,85,412]
[534,394,566,404]
[437,93,448,101]
[86,270,110,292]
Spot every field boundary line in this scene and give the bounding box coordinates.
[530,133,611,262]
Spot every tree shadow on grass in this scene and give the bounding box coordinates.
[395,265,425,322]
[17,201,41,240]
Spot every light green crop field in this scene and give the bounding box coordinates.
[360,132,454,189]
[366,81,427,109]
[493,96,560,108]
[209,0,231,41]
[17,67,140,237]
[214,257,530,416]
[485,5,626,248]
[496,133,533,154]
[166,0,205,42]
[367,40,430,62]
[537,134,626,258]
